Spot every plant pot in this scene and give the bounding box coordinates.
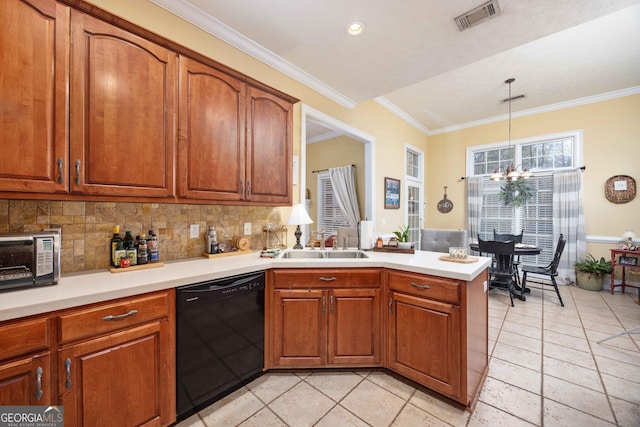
[575,270,603,291]
[398,242,412,249]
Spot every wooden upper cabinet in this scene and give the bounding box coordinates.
[0,0,69,194]
[245,86,293,204]
[178,56,245,201]
[69,10,176,198]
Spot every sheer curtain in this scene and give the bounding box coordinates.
[553,169,586,284]
[466,176,484,243]
[329,165,361,226]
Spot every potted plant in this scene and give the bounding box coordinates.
[575,254,613,291]
[393,226,412,249]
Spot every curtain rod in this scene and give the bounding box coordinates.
[312,164,355,174]
[460,165,586,180]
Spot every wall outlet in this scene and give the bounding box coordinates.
[244,222,252,235]
[381,218,387,226]
[189,224,199,239]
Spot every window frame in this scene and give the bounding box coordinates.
[404,144,424,247]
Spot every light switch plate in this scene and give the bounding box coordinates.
[190,224,199,239]
[244,222,252,235]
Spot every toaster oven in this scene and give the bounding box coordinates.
[0,230,61,292]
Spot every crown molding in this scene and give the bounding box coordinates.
[374,97,433,136]
[148,0,357,109]
[430,85,640,135]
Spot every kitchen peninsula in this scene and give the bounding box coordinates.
[0,250,490,425]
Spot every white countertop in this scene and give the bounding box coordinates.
[0,249,490,322]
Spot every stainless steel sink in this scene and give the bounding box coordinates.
[323,251,369,259]
[280,251,322,259]
[280,250,369,259]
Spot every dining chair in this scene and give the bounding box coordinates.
[493,229,524,286]
[520,234,566,306]
[478,237,516,307]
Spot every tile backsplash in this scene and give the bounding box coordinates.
[0,199,282,274]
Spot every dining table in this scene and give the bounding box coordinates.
[469,241,542,300]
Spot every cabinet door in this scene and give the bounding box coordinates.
[69,11,176,198]
[0,0,69,194]
[177,56,245,201]
[245,85,292,204]
[328,289,381,365]
[59,321,174,427]
[0,353,51,405]
[272,290,326,366]
[388,292,462,401]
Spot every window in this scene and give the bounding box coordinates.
[316,172,349,236]
[405,146,423,246]
[468,131,581,266]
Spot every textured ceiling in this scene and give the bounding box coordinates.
[151,0,640,134]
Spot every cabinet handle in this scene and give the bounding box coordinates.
[410,282,430,290]
[389,297,393,316]
[102,309,138,321]
[318,277,337,282]
[247,180,251,196]
[240,180,244,195]
[74,160,81,185]
[322,296,326,314]
[35,366,43,400]
[57,158,64,184]
[330,295,334,313]
[65,358,72,389]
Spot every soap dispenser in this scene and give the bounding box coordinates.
[206,226,218,254]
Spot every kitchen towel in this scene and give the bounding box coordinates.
[359,220,375,250]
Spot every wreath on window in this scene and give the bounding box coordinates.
[499,179,534,207]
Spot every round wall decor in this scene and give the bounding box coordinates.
[605,175,636,204]
[437,186,453,213]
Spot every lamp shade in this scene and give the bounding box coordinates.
[623,230,636,240]
[287,203,313,226]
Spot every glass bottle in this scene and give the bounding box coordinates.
[114,241,127,268]
[110,225,122,267]
[137,233,148,265]
[123,230,137,266]
[147,227,159,263]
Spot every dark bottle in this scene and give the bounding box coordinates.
[114,241,127,268]
[110,225,122,267]
[137,233,148,265]
[147,228,159,263]
[123,230,137,266]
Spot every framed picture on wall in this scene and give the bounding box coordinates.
[384,177,400,209]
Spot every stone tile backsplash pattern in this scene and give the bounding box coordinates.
[0,200,282,274]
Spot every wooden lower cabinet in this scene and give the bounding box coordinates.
[57,290,175,427]
[0,290,176,427]
[267,267,488,409]
[267,269,382,368]
[0,316,52,406]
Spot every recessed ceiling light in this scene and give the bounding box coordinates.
[345,21,366,36]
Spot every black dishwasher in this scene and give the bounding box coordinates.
[176,271,265,421]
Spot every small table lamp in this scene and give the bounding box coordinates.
[623,230,636,249]
[287,203,313,249]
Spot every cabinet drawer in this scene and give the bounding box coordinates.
[387,270,460,304]
[0,317,50,361]
[272,268,381,289]
[58,291,170,344]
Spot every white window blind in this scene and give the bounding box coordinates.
[317,172,349,236]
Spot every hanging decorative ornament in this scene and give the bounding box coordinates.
[437,186,454,213]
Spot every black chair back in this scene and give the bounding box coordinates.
[478,238,516,276]
[493,229,523,244]
[547,234,566,273]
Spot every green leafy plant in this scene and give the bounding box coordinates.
[574,254,613,277]
[499,179,534,207]
[393,225,410,243]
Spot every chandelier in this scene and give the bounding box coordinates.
[490,78,533,182]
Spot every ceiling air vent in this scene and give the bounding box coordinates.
[454,0,501,31]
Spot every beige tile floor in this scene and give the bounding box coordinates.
[176,285,640,427]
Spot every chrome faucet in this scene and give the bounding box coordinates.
[310,230,325,250]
